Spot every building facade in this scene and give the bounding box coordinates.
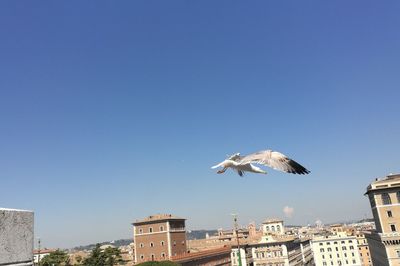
[311,232,362,266]
[355,232,372,266]
[230,218,313,266]
[365,173,400,266]
[132,214,187,264]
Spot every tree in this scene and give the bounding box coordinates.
[82,244,124,266]
[40,250,70,266]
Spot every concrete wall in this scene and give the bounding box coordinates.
[0,208,34,266]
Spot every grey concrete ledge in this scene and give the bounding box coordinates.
[0,208,34,265]
[0,261,33,266]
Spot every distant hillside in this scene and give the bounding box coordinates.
[72,239,132,251]
[72,230,217,250]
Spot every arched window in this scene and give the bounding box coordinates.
[277,225,281,232]
[382,193,392,205]
[160,226,164,231]
[150,242,154,247]
[161,241,165,246]
[149,227,153,233]
[271,225,275,231]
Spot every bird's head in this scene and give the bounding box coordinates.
[227,153,240,160]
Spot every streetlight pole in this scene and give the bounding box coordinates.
[37,238,41,266]
[232,214,242,266]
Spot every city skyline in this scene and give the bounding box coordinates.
[1,1,400,248]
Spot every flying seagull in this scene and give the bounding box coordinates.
[211,150,310,176]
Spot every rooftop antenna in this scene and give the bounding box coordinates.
[231,213,242,266]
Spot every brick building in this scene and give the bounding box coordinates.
[132,214,187,264]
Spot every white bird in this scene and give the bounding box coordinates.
[211,149,310,176]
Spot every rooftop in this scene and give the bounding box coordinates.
[133,214,185,225]
[262,218,283,224]
[33,249,57,255]
[171,246,231,263]
[365,173,400,194]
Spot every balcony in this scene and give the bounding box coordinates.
[170,227,186,232]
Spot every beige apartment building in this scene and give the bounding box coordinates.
[365,173,400,266]
[355,232,372,266]
[132,214,187,264]
[311,232,362,266]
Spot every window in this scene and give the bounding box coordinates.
[277,225,281,232]
[161,241,165,246]
[397,191,400,203]
[348,240,352,243]
[342,246,347,250]
[150,242,154,247]
[331,262,334,265]
[160,226,164,231]
[344,253,347,257]
[391,224,397,232]
[334,242,337,244]
[336,247,339,251]
[320,243,323,246]
[139,228,143,234]
[140,255,144,260]
[388,210,393,217]
[327,248,332,252]
[320,248,325,252]
[396,250,400,258]
[271,225,275,231]
[327,242,330,245]
[382,193,392,205]
[352,260,356,264]
[149,227,153,233]
[322,255,325,259]
[161,253,166,258]
[350,246,354,250]
[173,241,176,246]
[322,262,327,266]
[140,243,144,248]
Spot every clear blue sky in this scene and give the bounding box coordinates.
[1,1,400,248]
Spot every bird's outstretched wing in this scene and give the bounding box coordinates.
[238,150,310,175]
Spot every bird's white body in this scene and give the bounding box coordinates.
[212,149,310,176]
[211,159,266,175]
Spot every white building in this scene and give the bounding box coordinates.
[230,218,313,266]
[311,232,361,266]
[262,219,285,235]
[231,247,247,266]
[33,249,55,264]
